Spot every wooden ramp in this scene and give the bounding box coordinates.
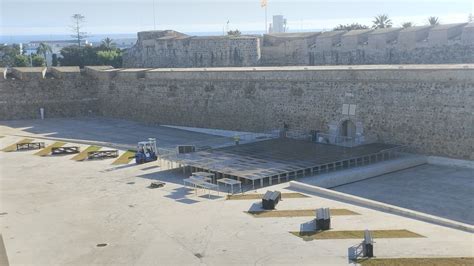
[1,138,34,152]
[34,142,66,156]
[112,150,136,165]
[71,146,101,161]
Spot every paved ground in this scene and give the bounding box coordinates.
[333,164,474,225]
[0,117,234,151]
[0,121,473,265]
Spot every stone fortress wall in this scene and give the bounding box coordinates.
[1,65,473,160]
[123,30,261,68]
[124,23,474,67]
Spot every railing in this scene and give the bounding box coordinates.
[284,129,312,140]
[315,133,377,147]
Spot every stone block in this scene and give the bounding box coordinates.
[398,26,432,49]
[368,28,402,49]
[428,23,468,45]
[341,29,373,49]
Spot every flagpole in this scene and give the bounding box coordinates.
[265,5,267,33]
[152,0,156,30]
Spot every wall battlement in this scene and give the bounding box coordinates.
[124,23,474,67]
[1,65,473,160]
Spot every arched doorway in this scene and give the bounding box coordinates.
[339,119,356,139]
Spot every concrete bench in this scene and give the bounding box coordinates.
[262,190,281,210]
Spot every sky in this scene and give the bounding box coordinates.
[1,0,473,36]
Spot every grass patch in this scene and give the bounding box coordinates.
[227,192,308,200]
[247,209,359,217]
[71,146,101,161]
[1,138,34,152]
[34,141,66,156]
[112,150,136,165]
[290,229,424,241]
[356,257,474,266]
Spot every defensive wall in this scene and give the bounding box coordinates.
[123,30,261,68]
[0,66,99,120]
[1,65,473,160]
[124,23,474,67]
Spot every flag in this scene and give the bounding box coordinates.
[260,0,267,8]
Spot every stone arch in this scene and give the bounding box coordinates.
[328,118,364,144]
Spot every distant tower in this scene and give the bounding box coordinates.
[272,15,286,33]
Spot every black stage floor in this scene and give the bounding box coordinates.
[169,138,400,183]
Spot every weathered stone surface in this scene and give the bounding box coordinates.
[123,24,474,67]
[0,68,99,119]
[1,65,473,160]
[123,30,260,68]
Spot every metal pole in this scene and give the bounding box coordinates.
[152,0,156,30]
[265,5,267,33]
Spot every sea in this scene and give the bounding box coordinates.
[0,29,321,44]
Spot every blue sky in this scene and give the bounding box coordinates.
[1,0,473,35]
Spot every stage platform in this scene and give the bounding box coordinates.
[165,138,403,189]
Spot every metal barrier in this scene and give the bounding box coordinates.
[315,133,379,147]
[16,142,45,151]
[87,150,119,160]
[51,146,80,155]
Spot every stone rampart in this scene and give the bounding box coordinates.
[124,24,474,67]
[123,30,261,68]
[0,67,99,120]
[1,65,473,160]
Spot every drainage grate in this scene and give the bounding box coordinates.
[96,243,108,247]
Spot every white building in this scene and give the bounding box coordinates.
[271,15,287,33]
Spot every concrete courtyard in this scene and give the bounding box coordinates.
[333,164,474,225]
[0,119,473,265]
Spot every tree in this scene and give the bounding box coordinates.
[468,13,473,22]
[36,42,52,66]
[428,16,440,26]
[31,54,46,67]
[59,45,98,67]
[402,22,414,28]
[14,54,29,67]
[333,23,369,31]
[372,14,392,29]
[97,50,122,67]
[100,37,116,50]
[59,44,123,68]
[71,14,88,46]
[227,29,242,36]
[0,44,22,67]
[52,53,59,66]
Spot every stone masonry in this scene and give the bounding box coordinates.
[123,30,260,68]
[124,23,474,67]
[1,65,473,160]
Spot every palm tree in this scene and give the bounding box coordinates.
[372,14,392,29]
[402,22,414,28]
[36,42,52,66]
[333,23,369,31]
[428,16,440,26]
[101,37,116,50]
